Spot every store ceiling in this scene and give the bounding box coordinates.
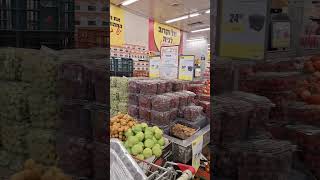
[111,0,211,40]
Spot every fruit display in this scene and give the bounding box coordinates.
[171,123,197,140]
[110,77,129,117]
[295,73,320,105]
[128,79,206,126]
[123,123,165,160]
[10,159,71,180]
[110,113,137,141]
[203,79,210,95]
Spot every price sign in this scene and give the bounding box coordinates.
[149,56,160,78]
[192,135,203,172]
[218,0,268,60]
[178,55,195,81]
[160,46,179,79]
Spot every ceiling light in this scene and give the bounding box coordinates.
[190,13,200,17]
[205,9,210,14]
[187,37,205,42]
[191,28,210,33]
[122,0,139,6]
[165,15,189,23]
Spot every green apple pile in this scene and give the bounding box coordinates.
[123,123,165,160]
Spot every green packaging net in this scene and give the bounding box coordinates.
[26,129,57,166]
[118,102,128,114]
[28,95,59,129]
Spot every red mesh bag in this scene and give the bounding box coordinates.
[183,91,197,104]
[183,106,204,122]
[175,92,188,107]
[172,80,184,91]
[139,107,151,122]
[128,80,139,93]
[128,93,138,105]
[151,95,171,112]
[170,108,178,121]
[151,111,171,126]
[198,101,210,114]
[157,80,167,94]
[163,93,179,108]
[187,84,204,95]
[138,95,152,109]
[128,105,139,118]
[199,94,210,102]
[139,81,158,95]
[166,81,173,92]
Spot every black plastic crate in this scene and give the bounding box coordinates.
[0,0,74,49]
[110,57,133,77]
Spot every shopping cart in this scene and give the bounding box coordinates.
[110,138,195,180]
[133,157,195,180]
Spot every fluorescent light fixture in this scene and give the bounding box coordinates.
[122,0,139,6]
[166,15,189,23]
[205,9,210,14]
[191,27,210,33]
[190,13,200,17]
[187,37,205,42]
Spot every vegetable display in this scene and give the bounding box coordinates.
[297,57,320,105]
[171,124,197,140]
[123,123,165,160]
[110,113,137,141]
[10,159,71,180]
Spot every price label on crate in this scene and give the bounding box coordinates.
[192,135,203,172]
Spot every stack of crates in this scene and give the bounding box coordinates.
[110,57,133,77]
[0,0,74,49]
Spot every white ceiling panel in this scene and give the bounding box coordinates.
[111,0,211,39]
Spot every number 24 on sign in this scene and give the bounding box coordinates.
[229,13,243,23]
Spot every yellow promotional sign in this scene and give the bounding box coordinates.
[179,55,195,81]
[192,135,203,172]
[149,56,160,78]
[154,22,181,51]
[110,5,125,46]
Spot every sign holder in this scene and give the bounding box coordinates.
[216,0,271,61]
[160,45,180,79]
[178,55,195,81]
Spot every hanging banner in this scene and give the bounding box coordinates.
[149,56,160,78]
[218,0,268,60]
[192,135,203,172]
[179,55,195,81]
[149,19,182,52]
[110,5,125,46]
[160,46,179,79]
